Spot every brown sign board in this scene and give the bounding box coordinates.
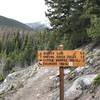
[38,50,85,67]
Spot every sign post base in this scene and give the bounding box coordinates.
[59,67,64,100]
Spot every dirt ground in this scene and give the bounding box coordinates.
[4,68,59,100]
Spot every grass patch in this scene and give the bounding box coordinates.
[93,75,100,87]
[0,74,4,82]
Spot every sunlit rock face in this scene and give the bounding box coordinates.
[0,63,39,94]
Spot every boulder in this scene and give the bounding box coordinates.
[64,74,97,100]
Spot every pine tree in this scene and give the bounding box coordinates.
[84,0,100,40]
[45,0,90,49]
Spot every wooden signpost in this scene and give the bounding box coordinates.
[37,45,85,100]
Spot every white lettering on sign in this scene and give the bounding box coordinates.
[38,50,85,67]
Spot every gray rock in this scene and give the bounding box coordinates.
[64,74,97,100]
[94,50,100,56]
[0,63,39,94]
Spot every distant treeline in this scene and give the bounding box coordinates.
[0,30,61,78]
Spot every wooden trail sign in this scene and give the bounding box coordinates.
[38,50,85,67]
[37,47,86,100]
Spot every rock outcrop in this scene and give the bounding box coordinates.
[0,63,39,94]
[64,74,97,100]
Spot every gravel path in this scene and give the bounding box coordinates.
[4,68,59,100]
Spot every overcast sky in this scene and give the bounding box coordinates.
[0,0,48,23]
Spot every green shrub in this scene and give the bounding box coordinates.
[3,57,15,76]
[93,75,100,86]
[0,74,4,82]
[87,16,100,40]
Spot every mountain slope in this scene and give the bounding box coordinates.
[0,16,33,31]
[26,22,48,30]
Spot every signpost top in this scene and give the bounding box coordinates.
[58,44,64,50]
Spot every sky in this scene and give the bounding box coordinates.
[0,0,48,23]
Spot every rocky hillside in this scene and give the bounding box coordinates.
[0,42,100,100]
